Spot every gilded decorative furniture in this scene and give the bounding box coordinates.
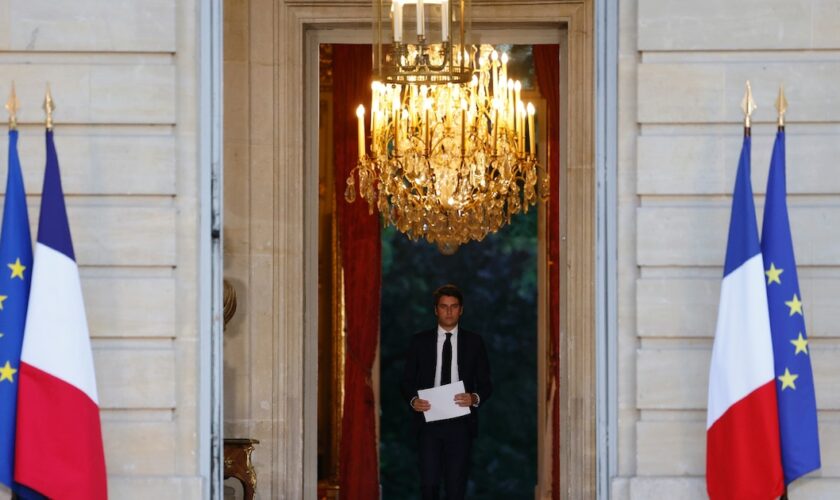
[223,438,259,500]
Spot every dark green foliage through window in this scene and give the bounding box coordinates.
[379,208,538,499]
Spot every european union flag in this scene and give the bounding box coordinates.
[0,129,33,489]
[760,129,821,484]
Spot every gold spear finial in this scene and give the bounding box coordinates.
[5,82,20,130]
[43,83,55,130]
[741,80,757,129]
[775,84,788,128]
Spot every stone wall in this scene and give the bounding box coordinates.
[616,1,840,498]
[221,0,280,496]
[0,1,203,497]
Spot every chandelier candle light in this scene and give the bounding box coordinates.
[347,0,548,253]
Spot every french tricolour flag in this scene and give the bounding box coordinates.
[14,130,107,499]
[706,134,784,499]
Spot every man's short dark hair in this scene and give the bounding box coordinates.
[433,284,463,307]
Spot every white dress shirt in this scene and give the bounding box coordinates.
[434,325,459,387]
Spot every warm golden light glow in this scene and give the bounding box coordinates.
[346,45,548,253]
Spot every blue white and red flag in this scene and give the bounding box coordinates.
[706,134,784,499]
[14,129,107,499]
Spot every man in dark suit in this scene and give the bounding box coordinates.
[400,284,493,500]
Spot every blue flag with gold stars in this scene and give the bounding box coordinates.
[761,129,821,484]
[0,129,33,489]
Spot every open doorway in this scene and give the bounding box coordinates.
[317,42,549,498]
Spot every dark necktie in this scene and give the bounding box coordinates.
[441,333,452,385]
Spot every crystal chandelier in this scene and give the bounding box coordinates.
[346,0,548,253]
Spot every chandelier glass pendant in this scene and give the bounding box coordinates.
[346,0,549,253]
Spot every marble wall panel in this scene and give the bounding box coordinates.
[84,277,176,338]
[24,205,179,267]
[0,129,176,196]
[639,0,812,50]
[637,132,840,195]
[637,347,840,410]
[637,205,840,267]
[107,476,203,500]
[636,277,840,338]
[629,477,706,500]
[631,477,840,500]
[0,65,175,125]
[2,0,175,52]
[102,421,177,475]
[636,418,840,476]
[638,62,840,124]
[95,346,176,409]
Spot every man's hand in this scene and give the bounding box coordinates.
[412,398,431,412]
[454,393,476,407]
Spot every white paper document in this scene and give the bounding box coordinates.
[417,381,471,422]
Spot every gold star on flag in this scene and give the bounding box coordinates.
[791,332,809,355]
[0,361,17,383]
[7,258,25,280]
[765,263,783,285]
[778,368,799,390]
[0,295,7,310]
[785,294,803,316]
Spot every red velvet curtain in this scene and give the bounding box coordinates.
[333,44,381,498]
[534,44,561,500]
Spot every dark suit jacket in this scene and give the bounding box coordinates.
[400,328,493,436]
